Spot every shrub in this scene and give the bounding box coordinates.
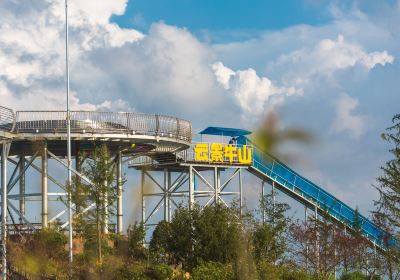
[340,271,371,280]
[149,263,173,280]
[192,261,234,280]
[257,261,281,280]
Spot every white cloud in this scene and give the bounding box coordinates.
[212,62,298,117]
[331,93,366,139]
[360,50,394,69]
[0,0,143,111]
[274,34,394,88]
[0,0,396,130]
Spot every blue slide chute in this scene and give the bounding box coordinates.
[237,136,391,248]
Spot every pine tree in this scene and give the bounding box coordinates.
[374,114,400,279]
[253,190,290,264]
[69,145,118,263]
[375,114,400,229]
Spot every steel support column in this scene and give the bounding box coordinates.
[272,181,276,228]
[163,169,169,222]
[1,143,10,279]
[42,143,48,228]
[188,166,194,210]
[19,154,25,223]
[103,158,108,234]
[315,205,319,272]
[141,170,145,225]
[261,181,265,224]
[239,168,243,215]
[167,171,172,221]
[75,151,81,213]
[305,206,308,273]
[214,167,220,204]
[117,151,123,234]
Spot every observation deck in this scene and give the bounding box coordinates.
[0,106,192,156]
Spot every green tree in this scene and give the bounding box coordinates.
[149,204,245,272]
[373,114,400,279]
[192,204,242,266]
[253,191,291,264]
[375,114,400,228]
[192,261,234,280]
[127,222,147,260]
[150,220,174,264]
[69,145,118,263]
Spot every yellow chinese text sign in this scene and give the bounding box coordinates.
[193,143,252,164]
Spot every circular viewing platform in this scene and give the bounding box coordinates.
[0,106,192,156]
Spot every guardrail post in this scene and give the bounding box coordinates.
[155,115,160,136]
[176,118,180,139]
[126,113,130,134]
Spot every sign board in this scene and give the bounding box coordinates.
[193,143,253,164]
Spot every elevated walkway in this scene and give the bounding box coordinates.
[131,126,392,249]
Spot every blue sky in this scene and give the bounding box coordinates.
[112,0,331,35]
[1,0,399,225]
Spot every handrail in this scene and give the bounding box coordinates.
[10,111,191,142]
[238,136,391,248]
[0,106,16,132]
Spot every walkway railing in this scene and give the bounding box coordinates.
[238,136,391,248]
[0,110,192,142]
[0,106,15,132]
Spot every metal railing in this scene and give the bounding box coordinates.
[238,136,388,247]
[1,111,192,142]
[129,143,254,166]
[0,106,15,132]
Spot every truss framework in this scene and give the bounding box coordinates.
[141,164,245,239]
[0,142,125,236]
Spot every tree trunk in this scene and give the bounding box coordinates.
[97,206,102,263]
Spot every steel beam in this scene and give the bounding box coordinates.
[8,151,39,193]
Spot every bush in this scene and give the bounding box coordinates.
[281,269,310,280]
[340,271,365,280]
[257,261,281,280]
[127,222,147,260]
[149,263,173,280]
[192,261,234,280]
[117,262,151,280]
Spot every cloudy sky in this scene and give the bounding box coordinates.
[1,0,399,222]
